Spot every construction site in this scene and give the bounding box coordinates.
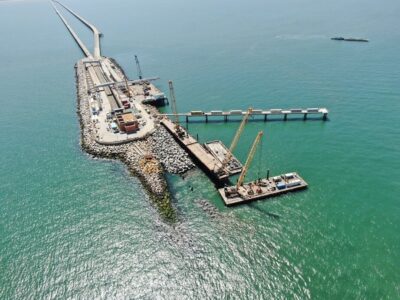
[161,105,308,205]
[53,0,327,206]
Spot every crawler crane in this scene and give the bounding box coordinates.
[217,108,252,174]
[223,131,263,198]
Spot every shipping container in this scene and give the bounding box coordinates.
[210,110,223,115]
[286,180,301,188]
[276,182,286,190]
[229,110,243,115]
[191,111,204,116]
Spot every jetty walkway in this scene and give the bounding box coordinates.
[159,108,329,123]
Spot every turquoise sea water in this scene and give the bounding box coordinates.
[1,0,399,298]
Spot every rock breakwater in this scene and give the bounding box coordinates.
[74,59,194,207]
[149,127,194,174]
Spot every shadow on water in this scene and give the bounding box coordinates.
[195,199,222,219]
[247,202,281,220]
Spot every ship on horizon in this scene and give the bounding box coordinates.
[331,36,369,42]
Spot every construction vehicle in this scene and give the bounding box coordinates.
[135,55,148,97]
[217,108,252,175]
[168,80,185,139]
[134,55,143,79]
[223,131,263,197]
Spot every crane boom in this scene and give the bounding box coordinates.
[219,108,252,170]
[230,108,253,152]
[134,55,143,79]
[168,80,179,125]
[237,131,263,188]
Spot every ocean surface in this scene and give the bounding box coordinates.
[1,0,399,298]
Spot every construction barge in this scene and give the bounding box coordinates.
[204,140,242,175]
[162,105,309,205]
[161,118,231,182]
[219,172,308,206]
[218,131,308,205]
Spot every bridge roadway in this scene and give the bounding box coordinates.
[159,108,329,122]
[51,2,93,58]
[53,0,101,59]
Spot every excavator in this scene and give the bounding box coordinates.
[224,131,263,198]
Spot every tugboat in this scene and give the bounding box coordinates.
[331,36,369,42]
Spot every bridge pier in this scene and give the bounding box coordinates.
[224,115,228,122]
[186,116,189,123]
[303,113,307,120]
[323,113,328,120]
[264,114,267,122]
[205,115,208,123]
[284,114,288,121]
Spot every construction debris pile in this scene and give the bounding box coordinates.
[139,155,161,174]
[149,126,194,174]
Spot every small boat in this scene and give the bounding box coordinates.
[331,37,345,41]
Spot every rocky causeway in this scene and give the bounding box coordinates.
[75,59,194,202]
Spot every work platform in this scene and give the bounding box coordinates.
[204,141,242,175]
[218,172,308,206]
[159,107,329,122]
[161,119,231,182]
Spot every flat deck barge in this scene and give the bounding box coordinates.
[218,172,307,206]
[161,118,229,182]
[204,140,242,175]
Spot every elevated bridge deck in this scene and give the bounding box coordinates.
[159,107,329,122]
[51,2,93,58]
[53,0,102,58]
